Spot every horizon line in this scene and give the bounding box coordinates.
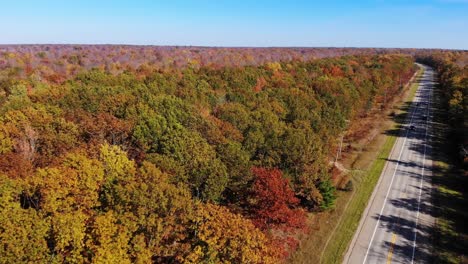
[0,43,465,51]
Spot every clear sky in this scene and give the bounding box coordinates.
[0,0,467,49]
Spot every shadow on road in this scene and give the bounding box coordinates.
[368,69,437,262]
[427,77,468,262]
[376,67,468,262]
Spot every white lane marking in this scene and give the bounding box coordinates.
[362,84,422,264]
[410,74,433,263]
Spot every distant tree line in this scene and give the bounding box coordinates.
[0,45,436,82]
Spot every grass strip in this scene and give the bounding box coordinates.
[319,66,423,264]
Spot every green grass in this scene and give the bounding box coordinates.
[407,74,420,99]
[320,131,398,263]
[318,66,424,264]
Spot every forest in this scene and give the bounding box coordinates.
[0,46,460,263]
[0,45,447,81]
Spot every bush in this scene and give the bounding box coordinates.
[319,179,336,210]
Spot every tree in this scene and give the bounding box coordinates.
[0,174,49,263]
[318,179,336,210]
[158,128,228,202]
[183,203,279,264]
[216,140,251,203]
[126,161,194,262]
[99,143,136,211]
[23,152,105,263]
[249,167,306,231]
[86,211,132,264]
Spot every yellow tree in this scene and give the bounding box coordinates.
[183,203,280,264]
[0,174,49,263]
[127,162,194,261]
[87,211,132,264]
[24,152,105,263]
[99,143,136,211]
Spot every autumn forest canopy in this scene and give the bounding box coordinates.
[0,46,466,263]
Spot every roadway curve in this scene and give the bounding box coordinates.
[344,64,435,264]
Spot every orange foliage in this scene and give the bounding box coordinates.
[253,76,267,92]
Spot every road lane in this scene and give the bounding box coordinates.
[344,64,435,264]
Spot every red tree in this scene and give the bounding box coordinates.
[250,167,306,231]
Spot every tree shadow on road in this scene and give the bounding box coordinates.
[371,212,435,262]
[429,85,468,263]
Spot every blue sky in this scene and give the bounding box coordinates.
[0,0,467,49]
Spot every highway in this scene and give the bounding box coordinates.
[344,64,435,264]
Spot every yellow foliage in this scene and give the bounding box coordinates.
[183,203,280,264]
[100,143,136,181]
[31,152,104,214]
[449,90,463,113]
[266,61,282,72]
[87,211,132,264]
[50,212,87,263]
[0,127,13,154]
[0,175,49,263]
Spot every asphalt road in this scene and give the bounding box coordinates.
[343,64,435,264]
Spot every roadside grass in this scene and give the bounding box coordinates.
[289,66,423,264]
[320,134,398,264]
[319,68,423,264]
[407,73,420,99]
[430,81,468,263]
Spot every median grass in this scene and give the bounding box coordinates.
[290,66,424,264]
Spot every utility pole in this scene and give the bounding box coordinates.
[399,73,402,88]
[335,134,344,164]
[383,87,387,109]
[334,120,349,164]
